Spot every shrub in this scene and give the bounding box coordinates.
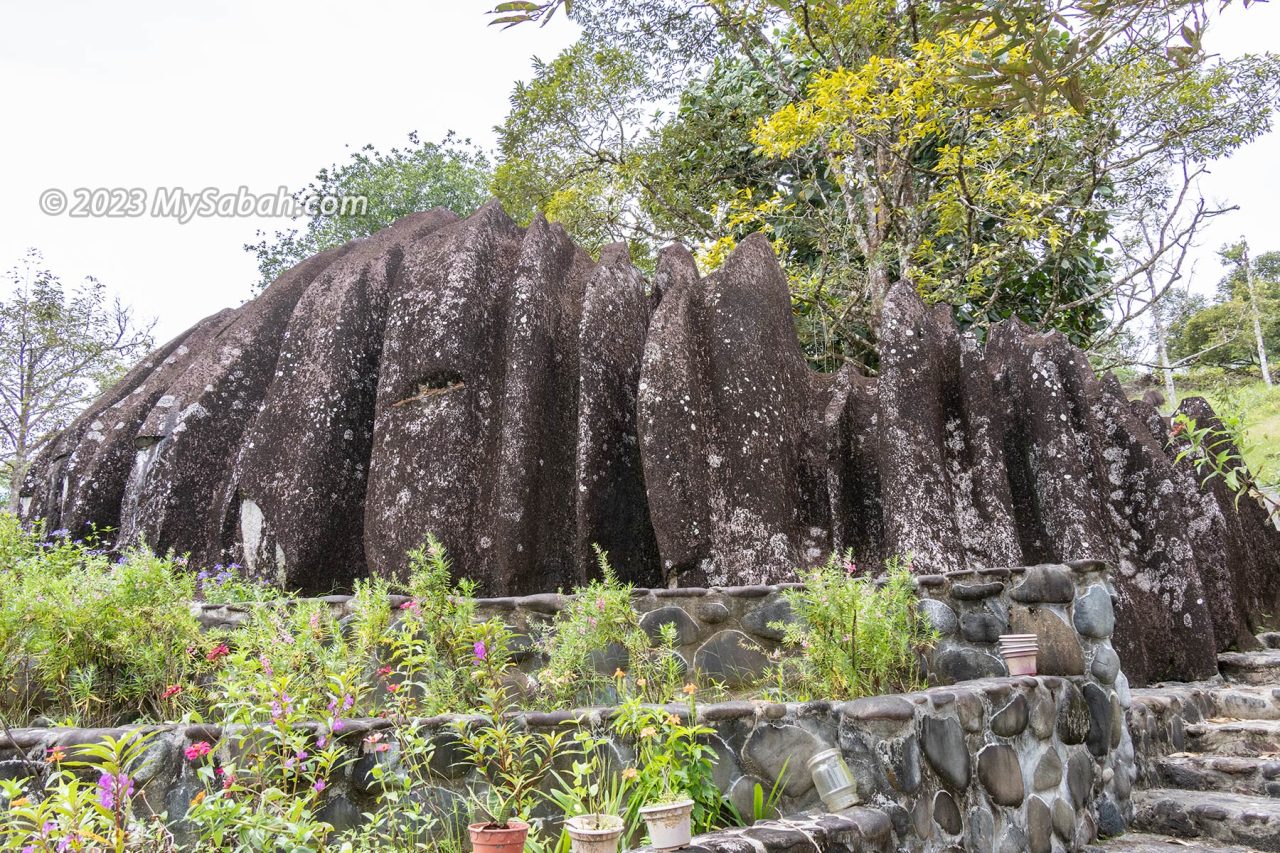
[771,553,936,700]
[0,519,207,726]
[536,547,685,707]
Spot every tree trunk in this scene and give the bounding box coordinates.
[1244,246,1273,387]
[1154,312,1176,405]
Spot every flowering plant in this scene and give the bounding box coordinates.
[451,687,565,828]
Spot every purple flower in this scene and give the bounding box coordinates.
[313,778,327,792]
[473,640,487,662]
[97,771,134,810]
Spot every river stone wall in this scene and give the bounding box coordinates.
[192,562,1124,697]
[1,563,1131,851]
[0,674,1129,853]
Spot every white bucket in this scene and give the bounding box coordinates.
[639,799,694,851]
[565,814,625,853]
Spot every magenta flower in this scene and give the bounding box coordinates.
[184,741,211,761]
[96,771,134,810]
[313,778,327,793]
[473,640,487,662]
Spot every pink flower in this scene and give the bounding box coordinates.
[473,640,487,662]
[206,643,230,662]
[161,684,183,700]
[313,779,327,793]
[843,559,858,576]
[184,741,211,761]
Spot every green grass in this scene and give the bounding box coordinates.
[1171,379,1280,489]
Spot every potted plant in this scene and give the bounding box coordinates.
[547,728,631,853]
[637,796,694,852]
[613,689,717,851]
[452,687,565,853]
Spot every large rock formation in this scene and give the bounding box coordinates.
[20,206,1280,685]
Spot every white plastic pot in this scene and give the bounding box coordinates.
[639,799,693,851]
[565,814,625,853]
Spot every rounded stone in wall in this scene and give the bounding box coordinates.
[1056,682,1090,746]
[1052,797,1076,840]
[728,774,770,821]
[960,610,1005,644]
[977,743,1025,806]
[317,795,363,833]
[877,734,921,794]
[1033,748,1063,791]
[741,723,819,798]
[694,629,771,688]
[1010,565,1076,604]
[1090,645,1121,684]
[956,691,986,733]
[1083,683,1113,758]
[967,805,995,851]
[1066,748,1095,809]
[997,824,1028,853]
[1029,689,1055,739]
[933,789,962,835]
[921,715,971,791]
[920,599,959,636]
[1073,585,1115,639]
[1010,606,1084,676]
[1027,795,1053,853]
[697,600,732,624]
[931,643,1006,684]
[639,605,701,646]
[741,598,793,641]
[912,793,934,839]
[709,734,739,791]
[991,695,1028,737]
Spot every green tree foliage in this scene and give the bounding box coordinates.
[0,251,154,509]
[1169,244,1279,373]
[246,132,492,290]
[489,0,1280,370]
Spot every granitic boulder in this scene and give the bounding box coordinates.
[23,202,1280,686]
[22,204,660,595]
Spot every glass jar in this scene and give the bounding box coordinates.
[806,748,858,811]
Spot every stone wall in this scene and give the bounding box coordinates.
[1,563,1133,851]
[193,561,1125,697]
[0,675,1130,852]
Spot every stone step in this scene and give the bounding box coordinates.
[1219,649,1280,686]
[1156,753,1280,797]
[1131,789,1280,851]
[1086,831,1262,852]
[1185,718,1280,757]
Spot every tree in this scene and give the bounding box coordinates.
[1225,240,1274,387]
[489,0,1280,370]
[1168,246,1280,375]
[0,251,155,511]
[245,132,492,290]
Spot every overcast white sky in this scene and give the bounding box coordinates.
[1,1,1278,344]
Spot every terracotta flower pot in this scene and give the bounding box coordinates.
[639,799,693,851]
[469,819,529,853]
[998,634,1039,676]
[566,814,625,853]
